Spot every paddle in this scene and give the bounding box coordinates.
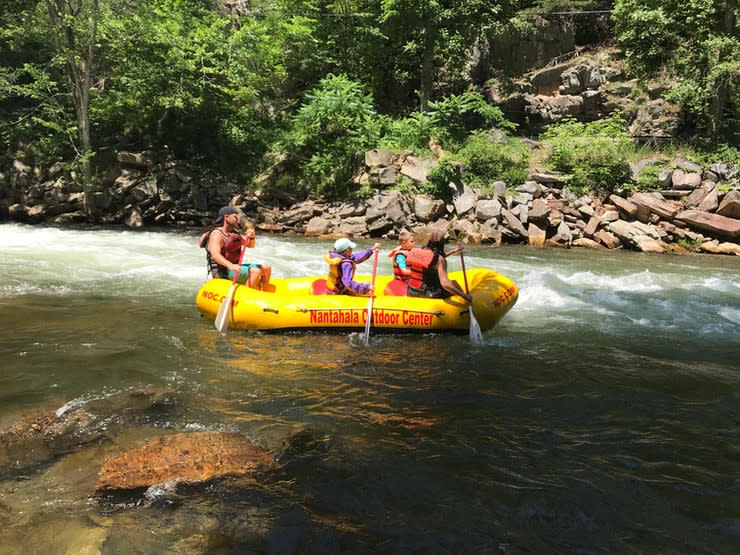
[444,246,464,258]
[363,249,380,346]
[459,251,483,344]
[215,237,248,335]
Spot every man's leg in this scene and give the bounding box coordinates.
[247,267,262,289]
[260,265,272,290]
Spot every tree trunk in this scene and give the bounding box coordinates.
[419,14,436,112]
[46,0,99,220]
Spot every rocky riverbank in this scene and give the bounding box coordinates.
[2,149,738,255]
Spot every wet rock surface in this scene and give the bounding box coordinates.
[95,431,276,492]
[0,405,99,476]
[0,388,180,478]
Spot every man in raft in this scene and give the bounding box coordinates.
[200,206,272,290]
[405,230,472,302]
[325,237,380,295]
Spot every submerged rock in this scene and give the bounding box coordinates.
[95,431,275,492]
[0,406,99,475]
[0,388,182,477]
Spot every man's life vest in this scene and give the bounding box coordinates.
[223,233,244,263]
[200,229,243,277]
[324,253,356,293]
[387,246,411,282]
[405,247,440,292]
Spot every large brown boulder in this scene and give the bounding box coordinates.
[628,192,680,220]
[675,210,740,239]
[717,190,740,219]
[95,431,275,492]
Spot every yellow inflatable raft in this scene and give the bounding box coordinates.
[196,268,518,334]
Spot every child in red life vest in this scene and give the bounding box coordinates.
[387,229,414,283]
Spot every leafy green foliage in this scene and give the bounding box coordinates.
[379,0,517,108]
[95,0,287,166]
[377,90,515,153]
[712,144,740,166]
[457,131,530,188]
[633,164,661,192]
[0,3,72,162]
[375,111,436,152]
[677,237,703,251]
[612,0,739,142]
[425,91,515,148]
[423,158,457,202]
[542,113,634,193]
[279,74,379,197]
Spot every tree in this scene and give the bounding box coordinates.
[95,0,289,167]
[44,0,100,218]
[379,0,517,111]
[612,0,739,141]
[1,1,65,163]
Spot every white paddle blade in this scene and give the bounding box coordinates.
[469,306,483,344]
[363,297,373,345]
[214,286,236,334]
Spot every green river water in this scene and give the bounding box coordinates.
[1,223,738,553]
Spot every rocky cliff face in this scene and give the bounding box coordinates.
[490,48,683,139]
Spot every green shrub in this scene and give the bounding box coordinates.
[376,111,435,153]
[378,90,516,153]
[457,131,530,188]
[634,164,662,191]
[278,74,379,198]
[425,91,515,148]
[712,144,740,166]
[678,237,703,251]
[393,174,417,193]
[423,159,458,202]
[542,113,634,193]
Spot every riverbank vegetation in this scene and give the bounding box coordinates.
[1,1,738,214]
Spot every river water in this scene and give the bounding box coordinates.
[0,222,738,553]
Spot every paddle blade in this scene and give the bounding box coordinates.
[214,285,236,334]
[459,251,482,344]
[468,306,483,344]
[362,249,380,346]
[363,296,373,346]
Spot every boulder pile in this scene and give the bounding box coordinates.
[259,151,739,255]
[2,150,738,255]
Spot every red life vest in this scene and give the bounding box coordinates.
[405,247,438,291]
[223,233,244,263]
[201,229,243,277]
[387,247,411,282]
